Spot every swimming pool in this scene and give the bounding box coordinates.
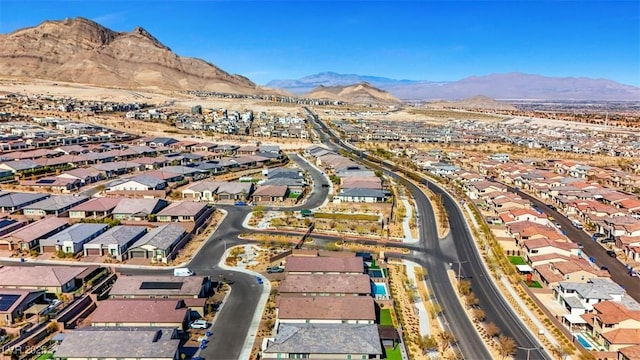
[575,334,593,350]
[372,282,389,299]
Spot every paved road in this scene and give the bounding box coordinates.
[509,186,640,302]
[120,154,332,359]
[306,107,549,360]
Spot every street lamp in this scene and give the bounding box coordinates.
[517,346,539,360]
[452,260,468,281]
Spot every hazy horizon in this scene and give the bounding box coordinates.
[1,0,638,87]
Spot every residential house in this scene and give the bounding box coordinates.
[20,176,82,192]
[0,288,46,324]
[334,188,386,203]
[68,197,122,220]
[261,323,382,359]
[181,180,224,202]
[261,177,306,195]
[112,198,169,221]
[148,137,179,147]
[251,185,288,203]
[583,301,640,351]
[0,217,69,251]
[53,328,181,360]
[554,278,626,314]
[108,275,212,299]
[278,274,372,297]
[106,174,167,192]
[601,329,640,352]
[83,226,147,260]
[0,265,94,293]
[156,201,209,223]
[267,168,303,180]
[91,161,143,178]
[522,238,579,262]
[276,296,376,324]
[126,224,188,264]
[284,256,364,274]
[0,219,27,238]
[56,167,104,185]
[90,299,189,329]
[618,345,640,360]
[22,195,90,217]
[0,159,43,173]
[216,182,254,201]
[0,192,50,213]
[39,223,109,255]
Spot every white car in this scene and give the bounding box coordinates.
[190,319,208,329]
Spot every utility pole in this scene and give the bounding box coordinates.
[517,346,538,360]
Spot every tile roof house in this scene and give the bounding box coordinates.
[600,329,640,352]
[53,327,180,360]
[0,265,92,293]
[0,192,50,213]
[39,223,109,255]
[112,198,169,221]
[155,201,209,223]
[20,176,82,192]
[261,323,382,359]
[284,256,365,274]
[126,224,188,264]
[278,274,372,297]
[90,299,189,328]
[251,185,288,203]
[276,296,376,324]
[83,225,147,260]
[68,197,123,220]
[22,195,90,217]
[618,344,640,360]
[108,275,212,299]
[0,217,69,251]
[0,288,46,324]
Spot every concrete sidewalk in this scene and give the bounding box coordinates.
[403,260,430,337]
[401,197,419,243]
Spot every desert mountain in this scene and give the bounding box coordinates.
[270,72,640,101]
[0,17,261,94]
[428,95,518,111]
[305,82,404,105]
[267,71,428,94]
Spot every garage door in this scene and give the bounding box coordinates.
[86,248,102,256]
[41,245,57,253]
[0,243,11,250]
[129,250,147,258]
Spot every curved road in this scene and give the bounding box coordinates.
[306,107,549,360]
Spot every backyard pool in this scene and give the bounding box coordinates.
[372,282,389,299]
[574,334,593,350]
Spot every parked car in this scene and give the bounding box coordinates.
[547,205,556,210]
[190,319,208,329]
[600,238,616,244]
[234,201,247,206]
[576,243,584,249]
[267,266,284,273]
[548,216,555,221]
[606,250,617,258]
[554,223,561,228]
[593,233,606,238]
[321,183,330,187]
[600,266,609,271]
[630,271,639,277]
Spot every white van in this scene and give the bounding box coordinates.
[571,220,583,229]
[173,268,195,277]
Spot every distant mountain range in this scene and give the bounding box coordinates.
[267,72,640,101]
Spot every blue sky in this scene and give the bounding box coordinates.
[1,0,639,86]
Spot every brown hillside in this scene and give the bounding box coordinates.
[428,95,517,111]
[0,17,262,94]
[306,82,404,105]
